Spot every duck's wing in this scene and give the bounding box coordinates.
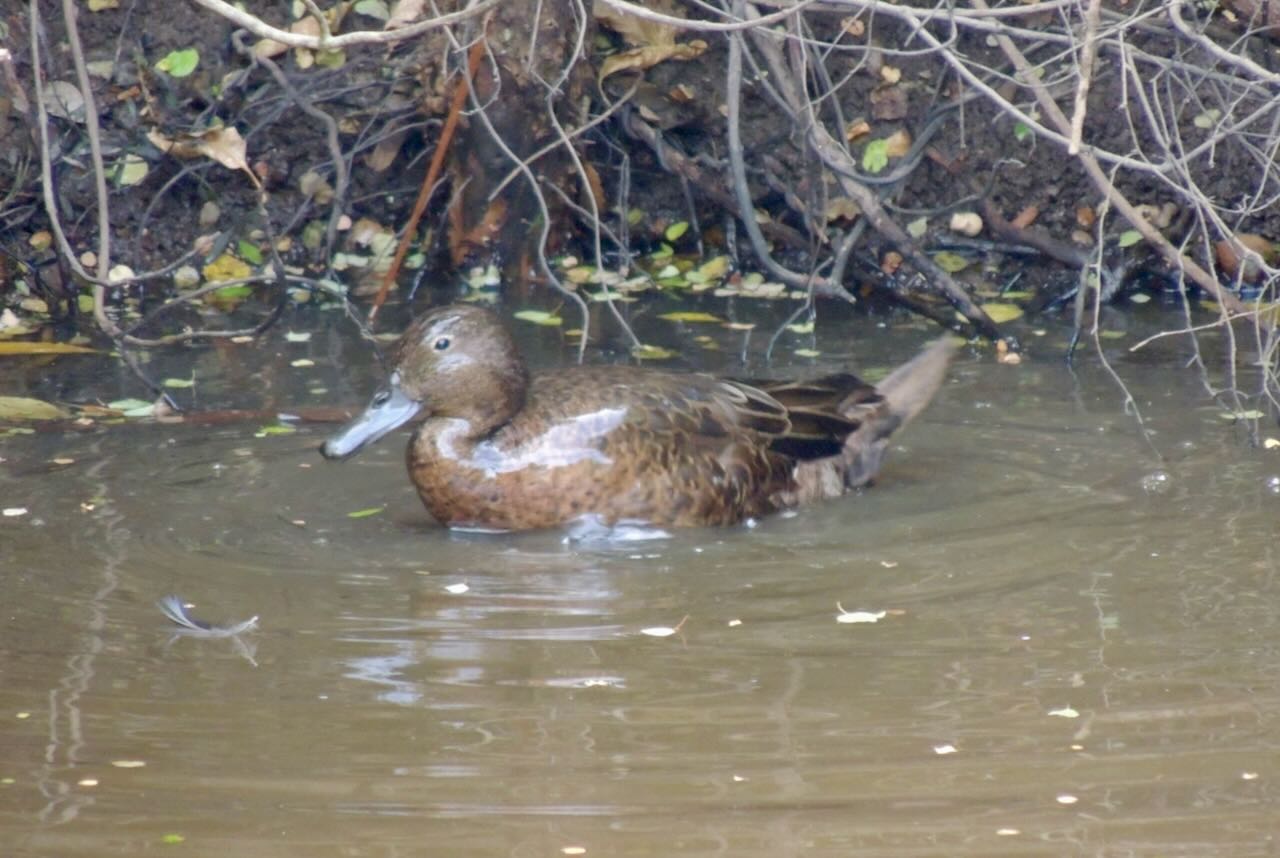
[742,374,874,460]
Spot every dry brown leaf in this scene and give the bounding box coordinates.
[1075,206,1096,228]
[150,126,261,190]
[841,16,865,37]
[386,0,426,29]
[599,41,707,81]
[1010,205,1039,229]
[883,128,912,158]
[845,119,871,142]
[366,129,407,172]
[825,198,860,222]
[1214,233,1276,281]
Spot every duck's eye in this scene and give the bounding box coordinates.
[433,337,451,351]
[372,390,391,406]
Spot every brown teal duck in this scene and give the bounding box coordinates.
[321,304,955,530]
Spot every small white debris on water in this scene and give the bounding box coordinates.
[836,602,886,623]
[933,744,957,755]
[996,828,1020,836]
[1242,772,1259,780]
[727,619,742,627]
[641,626,677,637]
[1056,794,1078,805]
[2,507,28,517]
[444,583,469,594]
[1048,706,1079,718]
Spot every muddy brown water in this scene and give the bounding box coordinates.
[2,301,1279,856]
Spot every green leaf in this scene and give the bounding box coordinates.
[794,348,822,357]
[1013,121,1031,142]
[107,398,156,418]
[347,506,384,519]
[786,320,815,334]
[659,311,722,323]
[979,302,1024,323]
[160,833,186,845]
[155,48,199,78]
[906,217,928,238]
[255,423,297,436]
[631,343,677,360]
[162,376,195,389]
[0,396,68,421]
[862,139,889,174]
[237,240,263,265]
[664,221,689,242]
[115,154,149,186]
[1117,230,1142,248]
[932,251,970,273]
[513,310,562,326]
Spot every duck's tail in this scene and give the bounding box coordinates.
[788,337,956,503]
[843,336,956,488]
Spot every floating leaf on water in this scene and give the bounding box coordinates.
[161,834,186,845]
[0,342,99,356]
[794,348,821,358]
[724,321,756,331]
[0,396,69,421]
[87,0,120,9]
[1218,409,1265,421]
[786,320,815,334]
[1129,292,1151,304]
[155,48,200,78]
[1048,706,1079,718]
[640,626,678,637]
[255,423,297,436]
[979,302,1024,324]
[1117,229,1142,248]
[664,221,689,242]
[932,251,970,273]
[347,506,384,519]
[632,343,677,360]
[513,310,563,326]
[2,507,29,517]
[290,359,315,368]
[285,331,312,343]
[162,377,195,389]
[111,760,146,768]
[696,257,729,280]
[659,311,722,323]
[444,583,469,594]
[933,744,958,755]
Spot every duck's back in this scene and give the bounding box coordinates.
[408,365,812,529]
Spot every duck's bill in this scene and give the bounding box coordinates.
[321,385,421,459]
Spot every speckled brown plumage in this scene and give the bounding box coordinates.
[321,304,955,530]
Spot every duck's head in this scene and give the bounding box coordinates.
[320,304,529,459]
